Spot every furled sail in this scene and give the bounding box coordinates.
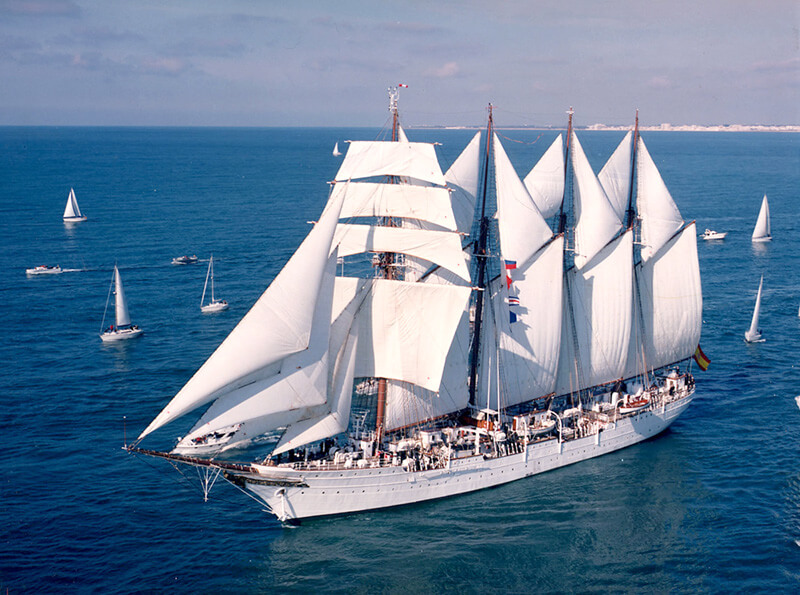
[113,266,132,327]
[752,194,771,241]
[335,141,446,185]
[444,132,481,234]
[138,189,346,440]
[636,137,684,261]
[598,131,633,222]
[571,132,624,268]
[334,182,457,231]
[523,134,565,220]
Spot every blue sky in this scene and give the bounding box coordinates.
[1,0,797,127]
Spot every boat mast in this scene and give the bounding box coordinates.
[625,110,639,230]
[557,107,574,235]
[468,104,494,406]
[374,86,401,444]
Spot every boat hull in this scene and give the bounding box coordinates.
[232,393,693,522]
[63,216,87,223]
[100,327,144,342]
[201,301,229,313]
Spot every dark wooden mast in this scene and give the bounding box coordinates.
[468,104,494,406]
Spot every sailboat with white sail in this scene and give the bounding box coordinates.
[332,142,342,157]
[63,188,87,223]
[100,265,143,342]
[752,194,771,242]
[744,275,765,343]
[200,255,228,313]
[129,95,702,523]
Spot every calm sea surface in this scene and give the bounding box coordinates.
[1,126,798,593]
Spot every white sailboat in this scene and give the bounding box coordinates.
[200,255,228,313]
[752,194,771,242]
[744,275,765,343]
[332,142,342,157]
[100,265,143,342]
[63,188,87,223]
[129,97,702,524]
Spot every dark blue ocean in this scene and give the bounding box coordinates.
[1,126,798,593]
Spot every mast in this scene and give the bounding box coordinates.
[557,107,574,235]
[468,104,494,406]
[375,86,401,443]
[625,110,639,230]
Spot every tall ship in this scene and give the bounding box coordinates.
[130,93,703,523]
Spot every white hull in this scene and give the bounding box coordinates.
[232,392,693,522]
[63,215,87,223]
[26,266,62,276]
[201,300,229,313]
[100,327,144,342]
[751,237,771,243]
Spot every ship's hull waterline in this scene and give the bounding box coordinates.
[223,391,693,523]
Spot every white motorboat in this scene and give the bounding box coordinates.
[700,229,727,240]
[26,264,62,276]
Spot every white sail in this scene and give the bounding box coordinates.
[272,326,358,455]
[497,237,564,405]
[352,279,471,392]
[333,223,470,282]
[555,231,633,395]
[493,133,563,405]
[138,189,346,440]
[636,137,684,261]
[335,141,446,185]
[598,131,633,222]
[445,132,481,234]
[523,134,565,220]
[177,251,340,448]
[334,182,457,231]
[745,275,764,342]
[332,142,342,157]
[397,124,409,143]
[635,223,703,372]
[493,134,553,260]
[752,194,771,242]
[571,132,624,268]
[63,188,84,219]
[113,266,132,328]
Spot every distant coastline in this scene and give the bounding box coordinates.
[428,123,800,132]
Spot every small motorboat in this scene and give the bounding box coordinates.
[700,229,727,240]
[172,254,198,265]
[26,264,62,276]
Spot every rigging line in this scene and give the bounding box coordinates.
[497,132,543,145]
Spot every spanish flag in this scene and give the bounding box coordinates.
[693,345,710,371]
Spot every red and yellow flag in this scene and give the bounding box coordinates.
[693,345,710,371]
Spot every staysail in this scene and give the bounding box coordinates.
[138,187,347,440]
[493,133,563,406]
[523,134,565,220]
